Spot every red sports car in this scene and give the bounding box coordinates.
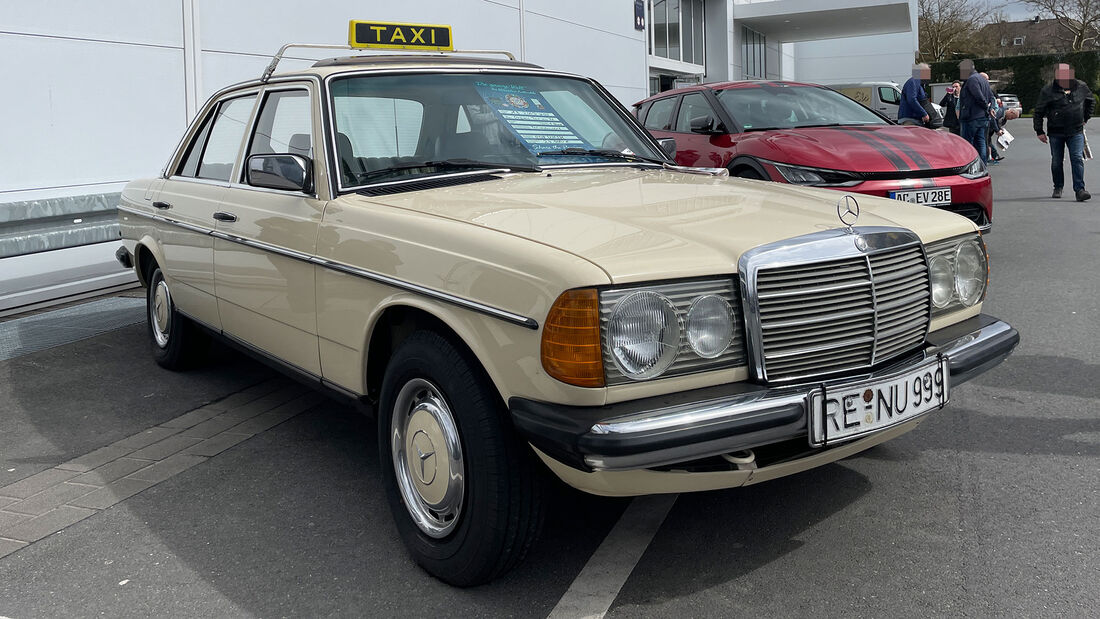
[634,81,993,231]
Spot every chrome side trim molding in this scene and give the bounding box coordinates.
[310,257,538,329]
[209,230,315,262]
[117,205,539,330]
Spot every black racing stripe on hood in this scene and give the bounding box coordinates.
[864,130,932,170]
[842,129,912,171]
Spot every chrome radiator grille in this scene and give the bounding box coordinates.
[754,244,930,382]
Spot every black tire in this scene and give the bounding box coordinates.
[378,330,544,586]
[734,167,764,180]
[146,267,206,370]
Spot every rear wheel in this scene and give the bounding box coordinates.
[378,330,543,586]
[146,267,205,369]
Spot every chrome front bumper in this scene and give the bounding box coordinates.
[510,314,1019,472]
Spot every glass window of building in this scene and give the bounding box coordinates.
[648,0,705,66]
[693,0,704,64]
[668,0,680,61]
[653,0,667,57]
[742,27,766,79]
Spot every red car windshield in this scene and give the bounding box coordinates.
[715,85,888,131]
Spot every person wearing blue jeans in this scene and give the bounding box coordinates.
[960,117,989,164]
[1034,63,1094,200]
[1047,133,1086,197]
[957,61,996,164]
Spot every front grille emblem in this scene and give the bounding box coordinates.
[837,194,860,231]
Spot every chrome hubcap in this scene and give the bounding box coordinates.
[151,280,172,348]
[391,378,464,538]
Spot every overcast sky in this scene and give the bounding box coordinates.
[1000,1,1044,21]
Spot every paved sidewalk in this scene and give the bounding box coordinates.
[0,378,322,558]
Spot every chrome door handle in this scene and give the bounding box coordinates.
[212,211,237,222]
[152,201,172,209]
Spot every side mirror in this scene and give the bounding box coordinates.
[690,115,721,134]
[657,138,677,159]
[247,154,312,193]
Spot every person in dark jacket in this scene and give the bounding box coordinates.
[987,97,1006,162]
[1035,63,1095,200]
[899,64,931,125]
[958,60,997,163]
[940,81,961,134]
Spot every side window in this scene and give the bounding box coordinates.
[246,89,312,165]
[674,93,716,132]
[177,112,215,178]
[879,87,900,105]
[197,95,257,182]
[644,97,677,131]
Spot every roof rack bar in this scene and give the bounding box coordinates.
[260,44,517,82]
[261,44,355,82]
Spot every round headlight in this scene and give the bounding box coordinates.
[954,240,988,306]
[685,295,735,358]
[607,291,681,380]
[929,256,955,308]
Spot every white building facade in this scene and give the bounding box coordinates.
[0,0,917,312]
[646,0,918,91]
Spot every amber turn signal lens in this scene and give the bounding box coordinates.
[541,288,604,387]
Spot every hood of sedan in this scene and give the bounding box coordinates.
[348,167,974,284]
[744,125,976,173]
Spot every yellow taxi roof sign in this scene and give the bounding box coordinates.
[348,20,453,52]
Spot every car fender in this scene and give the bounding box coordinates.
[357,291,537,406]
[727,155,771,180]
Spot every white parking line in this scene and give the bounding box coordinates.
[547,493,678,619]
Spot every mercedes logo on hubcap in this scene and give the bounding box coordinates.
[411,431,437,485]
[837,194,860,231]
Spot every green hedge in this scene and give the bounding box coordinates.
[931,51,1100,113]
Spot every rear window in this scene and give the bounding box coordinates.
[643,97,677,131]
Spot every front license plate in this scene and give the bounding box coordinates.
[889,187,951,206]
[808,356,949,447]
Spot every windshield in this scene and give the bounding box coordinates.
[329,73,665,188]
[715,85,888,131]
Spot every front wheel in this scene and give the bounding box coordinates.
[378,330,543,586]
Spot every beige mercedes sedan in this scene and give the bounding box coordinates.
[116,51,1019,586]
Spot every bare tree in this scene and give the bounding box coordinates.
[1022,0,1100,50]
[919,0,992,61]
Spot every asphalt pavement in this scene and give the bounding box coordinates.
[0,127,1097,617]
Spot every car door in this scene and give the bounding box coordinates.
[212,84,325,375]
[667,92,734,168]
[155,92,259,329]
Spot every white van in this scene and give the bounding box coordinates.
[829,82,904,120]
[830,81,943,124]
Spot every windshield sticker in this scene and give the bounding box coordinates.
[473,82,593,152]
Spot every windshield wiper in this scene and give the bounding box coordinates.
[537,148,667,166]
[355,158,541,183]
